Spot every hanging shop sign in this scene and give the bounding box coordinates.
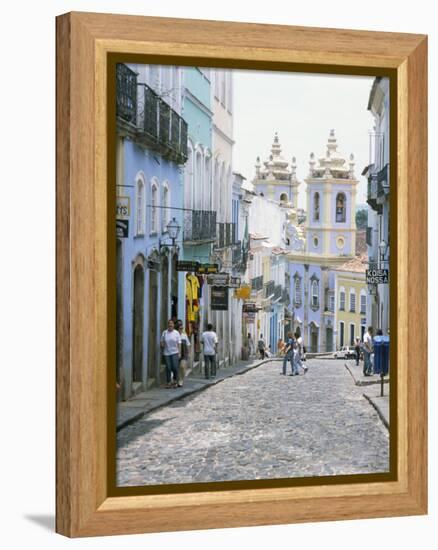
[242,302,259,313]
[234,285,251,300]
[366,268,389,284]
[116,196,130,219]
[228,276,241,289]
[207,273,230,286]
[116,219,129,238]
[211,286,229,311]
[176,260,200,272]
[196,263,219,275]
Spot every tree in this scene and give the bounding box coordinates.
[356,209,368,230]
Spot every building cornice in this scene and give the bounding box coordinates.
[183,88,214,118]
[213,124,235,146]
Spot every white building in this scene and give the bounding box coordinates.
[211,68,235,367]
[362,77,390,334]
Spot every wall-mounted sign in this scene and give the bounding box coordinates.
[176,261,200,272]
[207,273,230,286]
[196,263,219,275]
[229,276,241,288]
[116,196,130,219]
[116,219,129,238]
[211,286,229,311]
[234,285,251,300]
[366,268,389,284]
[242,302,259,313]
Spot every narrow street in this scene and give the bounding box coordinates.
[116,359,389,486]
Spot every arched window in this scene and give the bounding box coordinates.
[162,181,170,231]
[336,192,346,222]
[150,179,159,234]
[339,286,346,311]
[312,280,319,308]
[350,289,356,313]
[135,174,145,235]
[313,192,320,221]
[204,152,212,210]
[280,193,288,202]
[360,289,367,314]
[195,148,203,210]
[184,142,194,209]
[294,275,302,307]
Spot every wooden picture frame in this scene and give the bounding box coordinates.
[56,11,427,537]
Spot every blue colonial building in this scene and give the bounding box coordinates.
[115,63,188,399]
[287,130,359,352]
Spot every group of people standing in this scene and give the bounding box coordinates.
[354,326,384,376]
[278,331,308,376]
[160,319,218,388]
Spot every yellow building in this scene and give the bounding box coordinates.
[334,254,368,348]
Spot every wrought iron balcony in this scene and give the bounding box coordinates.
[215,222,237,249]
[273,285,283,301]
[183,210,217,244]
[264,280,275,300]
[251,275,264,291]
[232,241,242,264]
[116,64,188,164]
[116,64,137,125]
[137,84,188,163]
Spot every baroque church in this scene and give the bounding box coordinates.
[252,130,359,352]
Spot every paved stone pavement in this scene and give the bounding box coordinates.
[116,359,389,487]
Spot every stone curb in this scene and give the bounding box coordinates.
[363,393,389,431]
[117,358,272,432]
[344,361,389,387]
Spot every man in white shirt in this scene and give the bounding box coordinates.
[363,326,374,376]
[294,331,308,374]
[160,319,181,388]
[201,323,218,379]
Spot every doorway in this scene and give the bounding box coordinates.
[132,264,144,383]
[326,327,333,352]
[148,266,159,385]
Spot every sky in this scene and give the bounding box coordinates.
[232,70,378,209]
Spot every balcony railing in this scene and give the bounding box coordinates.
[183,210,217,244]
[116,64,188,164]
[138,85,188,162]
[116,64,137,124]
[264,280,275,300]
[216,222,237,249]
[273,285,283,301]
[251,275,264,291]
[232,241,242,264]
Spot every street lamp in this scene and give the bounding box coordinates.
[167,217,180,245]
[160,217,181,249]
[379,239,388,262]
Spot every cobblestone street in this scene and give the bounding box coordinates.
[116,359,389,486]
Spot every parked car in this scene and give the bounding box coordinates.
[333,346,356,359]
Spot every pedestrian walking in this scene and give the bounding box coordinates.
[354,337,361,366]
[257,334,266,359]
[282,332,295,375]
[363,326,374,376]
[247,332,255,357]
[201,323,218,379]
[160,319,181,388]
[176,319,191,387]
[294,331,308,374]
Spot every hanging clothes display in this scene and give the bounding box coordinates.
[185,273,201,327]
